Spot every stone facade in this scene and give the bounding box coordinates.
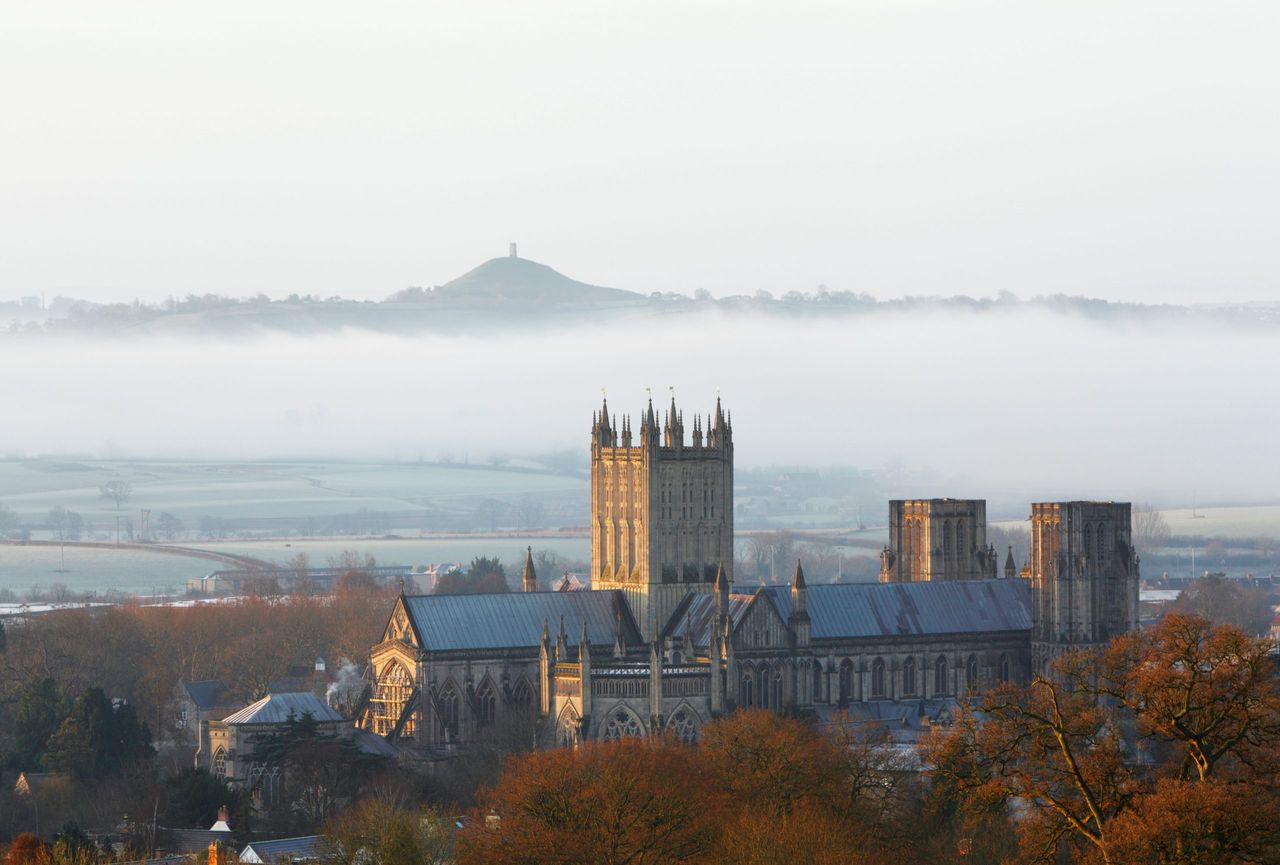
[591,396,733,642]
[359,397,1140,751]
[1029,501,1141,674]
[880,499,998,583]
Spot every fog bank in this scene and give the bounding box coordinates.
[3,308,1275,503]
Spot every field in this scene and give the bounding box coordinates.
[0,458,586,526]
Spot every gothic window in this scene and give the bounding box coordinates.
[757,666,771,709]
[666,707,699,743]
[512,678,534,708]
[372,661,416,737]
[999,653,1011,683]
[965,654,979,692]
[813,661,824,703]
[871,657,886,699]
[838,659,854,704]
[943,522,953,559]
[439,683,460,735]
[558,705,579,747]
[903,656,917,696]
[602,708,644,740]
[771,669,783,708]
[476,681,497,727]
[1096,525,1106,561]
[741,672,754,707]
[934,656,948,695]
[213,747,227,779]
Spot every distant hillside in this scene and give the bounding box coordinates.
[433,255,641,304]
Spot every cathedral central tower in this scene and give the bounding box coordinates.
[591,394,734,641]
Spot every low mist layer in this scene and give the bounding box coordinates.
[3,307,1275,504]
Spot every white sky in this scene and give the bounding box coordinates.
[2,1,1278,304]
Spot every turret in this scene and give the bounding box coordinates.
[789,559,811,648]
[555,615,568,661]
[1004,545,1017,580]
[649,640,663,731]
[522,546,538,593]
[578,621,592,722]
[538,617,553,715]
[691,415,703,448]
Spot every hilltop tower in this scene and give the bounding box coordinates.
[591,394,734,641]
[879,499,998,583]
[1029,501,1140,674]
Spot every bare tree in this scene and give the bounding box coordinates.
[1133,502,1171,557]
[99,480,134,545]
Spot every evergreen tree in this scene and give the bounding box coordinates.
[14,677,63,770]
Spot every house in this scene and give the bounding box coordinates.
[239,836,321,864]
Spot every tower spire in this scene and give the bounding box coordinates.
[522,546,538,592]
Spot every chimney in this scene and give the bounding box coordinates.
[509,242,517,258]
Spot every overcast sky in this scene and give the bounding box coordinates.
[2,1,1278,304]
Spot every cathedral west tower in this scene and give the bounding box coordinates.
[591,394,733,641]
[1029,501,1140,674]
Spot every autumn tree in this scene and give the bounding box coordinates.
[321,799,454,865]
[458,738,714,865]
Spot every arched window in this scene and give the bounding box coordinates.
[838,659,854,704]
[965,654,979,691]
[943,521,953,559]
[741,672,754,707]
[903,657,917,696]
[813,661,824,703]
[213,747,227,779]
[999,653,1011,683]
[871,657,886,699]
[372,661,416,737]
[934,656,948,695]
[1084,524,1094,563]
[476,681,496,727]
[512,678,534,708]
[666,707,699,743]
[771,669,783,708]
[558,705,579,748]
[757,666,771,709]
[439,683,460,735]
[602,708,644,740]
[1096,525,1106,561]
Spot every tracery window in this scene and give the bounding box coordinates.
[558,705,579,747]
[934,656,948,695]
[476,681,496,727]
[371,661,416,737]
[838,659,854,704]
[666,708,699,743]
[602,708,644,740]
[512,678,534,708]
[439,683,460,736]
[903,656,917,696]
[999,653,1011,683]
[741,673,754,707]
[771,669,783,708]
[757,666,771,709]
[965,654,979,691]
[871,657,886,699]
[213,747,227,779]
[813,661,824,703]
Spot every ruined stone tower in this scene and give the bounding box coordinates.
[1029,501,1140,674]
[591,394,734,641]
[879,498,998,583]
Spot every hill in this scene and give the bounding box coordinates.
[433,255,641,304]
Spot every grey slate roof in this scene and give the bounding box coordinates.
[222,692,344,725]
[182,679,223,711]
[402,590,640,652]
[762,579,1033,640]
[663,593,756,647]
[239,836,321,863]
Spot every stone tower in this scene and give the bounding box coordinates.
[591,394,733,641]
[879,499,998,583]
[1029,501,1140,675]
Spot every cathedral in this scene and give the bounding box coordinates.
[359,396,1140,748]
